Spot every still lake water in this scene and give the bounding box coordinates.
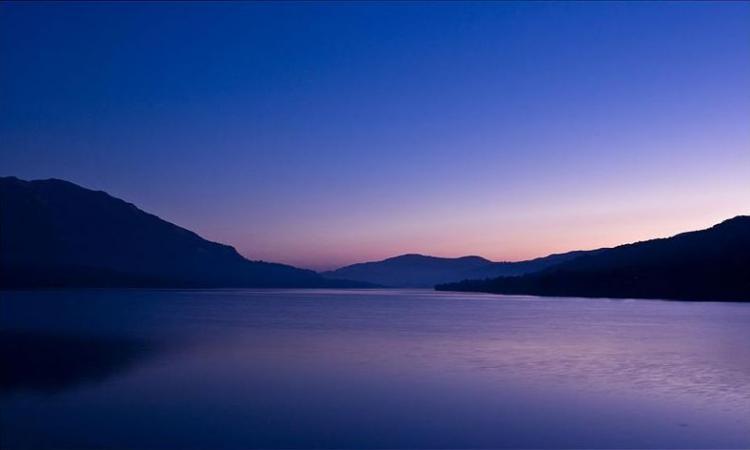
[1,289,749,449]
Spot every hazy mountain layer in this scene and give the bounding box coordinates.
[323,251,593,288]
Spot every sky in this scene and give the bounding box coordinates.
[1,1,749,270]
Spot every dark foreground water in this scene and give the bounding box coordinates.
[1,289,749,449]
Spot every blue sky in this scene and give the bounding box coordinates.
[2,2,749,269]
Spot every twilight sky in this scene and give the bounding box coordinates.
[1,2,749,270]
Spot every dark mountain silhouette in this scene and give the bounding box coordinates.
[323,251,593,288]
[437,216,750,301]
[0,177,367,288]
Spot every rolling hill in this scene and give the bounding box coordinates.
[323,251,593,288]
[0,177,365,288]
[436,216,750,301]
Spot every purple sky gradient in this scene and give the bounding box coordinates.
[1,2,748,270]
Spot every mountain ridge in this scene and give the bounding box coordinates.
[323,250,595,288]
[436,216,750,301]
[0,176,368,289]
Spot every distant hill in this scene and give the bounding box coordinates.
[437,217,750,301]
[323,251,592,288]
[0,177,366,288]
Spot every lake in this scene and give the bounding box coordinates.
[1,289,749,449]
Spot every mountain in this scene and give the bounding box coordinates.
[437,216,750,301]
[0,177,366,289]
[323,251,593,288]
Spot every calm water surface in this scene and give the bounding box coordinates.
[1,289,749,449]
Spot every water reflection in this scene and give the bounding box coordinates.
[1,289,749,449]
[0,330,160,394]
